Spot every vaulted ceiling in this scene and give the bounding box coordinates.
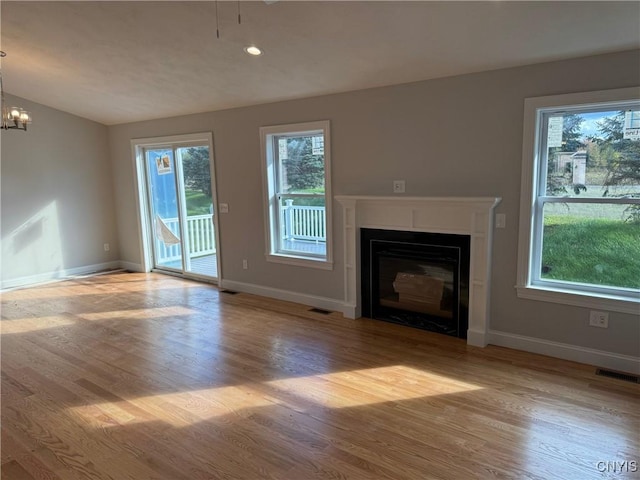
[1,1,638,125]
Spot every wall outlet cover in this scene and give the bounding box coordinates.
[589,310,609,328]
[393,180,405,193]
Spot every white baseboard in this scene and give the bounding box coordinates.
[1,261,122,291]
[489,329,640,375]
[219,279,350,316]
[119,261,145,272]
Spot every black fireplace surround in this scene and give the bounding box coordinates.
[361,228,470,338]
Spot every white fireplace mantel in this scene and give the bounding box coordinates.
[335,195,501,347]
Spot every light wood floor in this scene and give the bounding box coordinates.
[1,272,638,479]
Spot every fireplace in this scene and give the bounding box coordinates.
[335,195,501,346]
[361,228,470,338]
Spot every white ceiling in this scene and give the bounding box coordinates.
[1,1,639,125]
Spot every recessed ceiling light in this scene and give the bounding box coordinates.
[244,46,262,56]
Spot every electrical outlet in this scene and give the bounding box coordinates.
[393,180,405,193]
[242,259,248,269]
[219,203,229,213]
[103,243,110,252]
[589,310,609,328]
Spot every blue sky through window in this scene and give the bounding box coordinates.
[579,111,614,139]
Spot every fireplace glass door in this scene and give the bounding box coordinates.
[361,229,470,338]
[376,245,458,332]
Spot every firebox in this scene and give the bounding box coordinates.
[361,228,470,338]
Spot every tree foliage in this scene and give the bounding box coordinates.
[546,114,586,196]
[181,147,212,197]
[594,111,640,222]
[596,112,625,142]
[282,137,324,191]
[596,112,640,188]
[561,113,585,152]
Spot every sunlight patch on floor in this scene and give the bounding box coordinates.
[1,278,206,300]
[68,384,274,427]
[68,365,483,428]
[0,306,199,333]
[0,314,77,334]
[77,305,197,321]
[267,365,483,408]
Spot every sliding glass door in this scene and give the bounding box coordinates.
[143,142,218,280]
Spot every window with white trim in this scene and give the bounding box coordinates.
[517,88,640,313]
[260,121,332,269]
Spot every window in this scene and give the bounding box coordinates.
[260,121,332,269]
[517,88,640,314]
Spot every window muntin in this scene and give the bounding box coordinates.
[261,121,332,268]
[526,97,640,301]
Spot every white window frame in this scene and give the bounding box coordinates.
[516,87,640,315]
[260,120,333,270]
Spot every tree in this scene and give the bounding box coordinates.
[597,112,624,142]
[181,147,211,197]
[546,161,586,196]
[594,111,640,222]
[545,114,586,196]
[282,137,324,191]
[561,113,585,152]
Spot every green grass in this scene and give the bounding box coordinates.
[284,187,325,207]
[298,187,325,194]
[542,216,640,288]
[185,190,212,216]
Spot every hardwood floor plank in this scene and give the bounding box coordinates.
[1,460,37,480]
[2,272,638,480]
[2,429,67,480]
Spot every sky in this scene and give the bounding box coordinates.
[579,111,612,140]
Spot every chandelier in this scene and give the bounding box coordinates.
[0,51,31,131]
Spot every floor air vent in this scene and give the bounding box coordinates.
[221,290,238,295]
[309,308,331,315]
[596,368,639,383]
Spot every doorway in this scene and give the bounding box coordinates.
[133,133,220,282]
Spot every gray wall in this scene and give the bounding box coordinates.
[108,49,640,356]
[1,95,119,286]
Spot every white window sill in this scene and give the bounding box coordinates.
[516,284,640,315]
[266,253,334,271]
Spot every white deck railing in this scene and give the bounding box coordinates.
[283,203,326,242]
[157,206,326,265]
[156,214,216,263]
